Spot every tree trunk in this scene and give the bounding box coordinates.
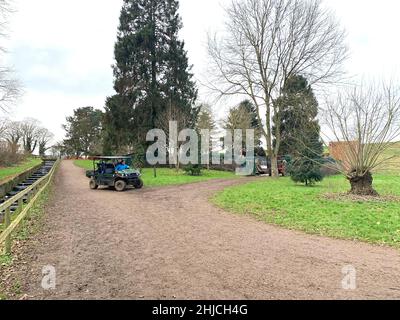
[348,171,378,196]
[175,143,180,172]
[10,142,18,155]
[270,154,279,177]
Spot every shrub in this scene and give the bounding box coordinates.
[288,157,323,186]
[0,144,26,167]
[184,163,202,176]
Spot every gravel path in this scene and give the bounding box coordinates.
[11,160,400,299]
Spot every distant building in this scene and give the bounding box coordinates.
[329,141,359,170]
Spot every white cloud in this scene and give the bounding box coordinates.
[4,0,123,143]
[324,0,400,77]
[9,89,107,142]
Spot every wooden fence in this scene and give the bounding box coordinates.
[0,159,60,254]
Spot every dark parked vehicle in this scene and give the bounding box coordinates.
[255,156,287,176]
[86,156,143,192]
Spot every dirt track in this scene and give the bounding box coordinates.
[10,160,400,299]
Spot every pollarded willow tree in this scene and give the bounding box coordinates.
[207,0,348,176]
[323,83,400,196]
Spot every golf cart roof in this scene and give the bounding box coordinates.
[92,156,132,160]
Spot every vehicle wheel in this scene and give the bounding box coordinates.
[114,180,127,192]
[134,179,144,189]
[89,179,98,190]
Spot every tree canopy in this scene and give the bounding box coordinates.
[63,107,103,158]
[105,0,198,153]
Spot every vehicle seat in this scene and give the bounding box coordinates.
[97,163,106,174]
[105,164,115,174]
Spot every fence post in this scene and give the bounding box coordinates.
[17,198,23,214]
[4,207,11,254]
[0,159,59,254]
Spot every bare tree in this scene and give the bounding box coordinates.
[223,104,253,136]
[20,118,40,154]
[0,116,8,137]
[196,103,217,132]
[0,0,11,38]
[207,0,348,176]
[4,119,21,154]
[37,127,54,156]
[0,68,19,112]
[155,104,194,171]
[323,82,400,196]
[49,141,65,158]
[0,0,20,113]
[0,117,8,157]
[196,104,217,170]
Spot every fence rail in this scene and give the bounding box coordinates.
[0,159,60,254]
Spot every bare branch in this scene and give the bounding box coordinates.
[207,0,348,176]
[0,0,21,113]
[322,82,400,179]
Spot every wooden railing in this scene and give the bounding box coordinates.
[0,159,60,254]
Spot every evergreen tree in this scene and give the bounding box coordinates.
[273,75,320,156]
[108,0,197,153]
[224,100,262,148]
[273,75,324,185]
[63,107,104,157]
[102,95,133,154]
[288,133,324,186]
[162,0,198,125]
[196,104,216,131]
[196,104,216,170]
[239,100,263,146]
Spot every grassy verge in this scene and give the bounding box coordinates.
[212,173,400,247]
[0,157,42,183]
[0,170,55,300]
[74,159,237,187]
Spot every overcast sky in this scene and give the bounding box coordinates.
[3,0,400,142]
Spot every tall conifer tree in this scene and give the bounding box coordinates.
[273,75,321,157]
[273,75,324,185]
[105,0,197,153]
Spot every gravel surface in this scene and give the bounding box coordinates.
[8,160,400,300]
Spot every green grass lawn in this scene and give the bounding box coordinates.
[213,173,400,247]
[0,158,42,183]
[74,159,237,187]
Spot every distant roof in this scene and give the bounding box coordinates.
[92,156,132,160]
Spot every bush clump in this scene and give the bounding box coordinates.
[184,163,202,176]
[288,157,323,186]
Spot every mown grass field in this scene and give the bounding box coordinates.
[74,159,237,187]
[377,142,400,173]
[0,158,42,183]
[213,173,400,247]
